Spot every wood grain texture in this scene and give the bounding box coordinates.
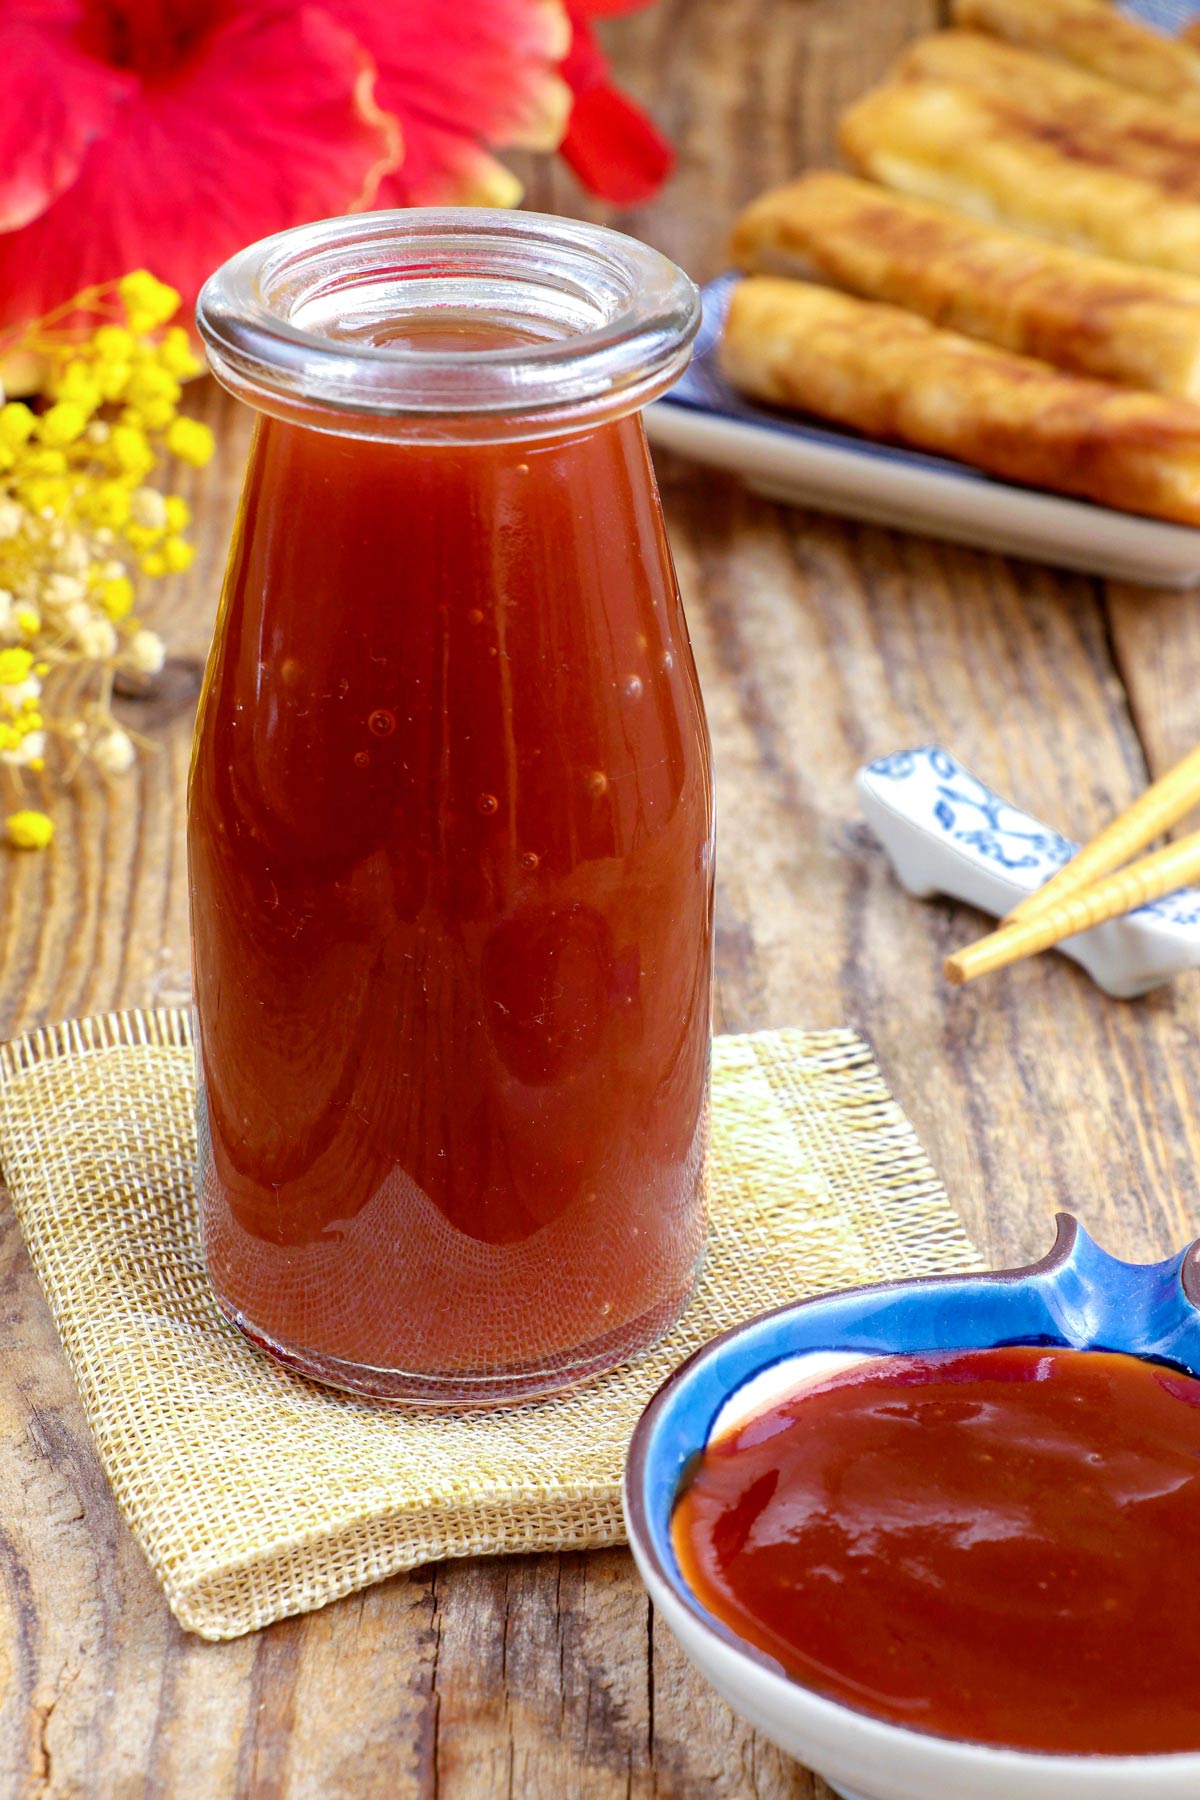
[5,0,1200,1793]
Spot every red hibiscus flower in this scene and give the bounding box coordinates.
[0,0,673,340]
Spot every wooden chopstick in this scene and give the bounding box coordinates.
[1005,743,1200,924]
[945,828,1200,986]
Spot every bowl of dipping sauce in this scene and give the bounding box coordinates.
[623,1215,1200,1800]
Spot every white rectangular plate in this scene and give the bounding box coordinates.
[647,273,1200,587]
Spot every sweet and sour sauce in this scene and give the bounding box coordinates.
[673,1344,1200,1754]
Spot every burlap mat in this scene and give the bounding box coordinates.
[0,1009,981,1640]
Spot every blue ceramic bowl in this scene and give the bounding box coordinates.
[623,1216,1200,1800]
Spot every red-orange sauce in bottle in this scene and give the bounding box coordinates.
[673,1344,1200,1753]
[189,382,713,1402]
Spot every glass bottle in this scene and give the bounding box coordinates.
[192,209,713,1405]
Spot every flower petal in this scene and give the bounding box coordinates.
[75,0,225,73]
[558,11,673,204]
[558,81,674,204]
[0,9,136,232]
[327,0,572,204]
[377,136,524,210]
[0,5,401,335]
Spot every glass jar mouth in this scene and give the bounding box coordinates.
[196,208,700,440]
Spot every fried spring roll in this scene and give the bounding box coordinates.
[730,171,1200,398]
[719,276,1200,525]
[839,77,1200,277]
[953,0,1200,113]
[897,32,1200,199]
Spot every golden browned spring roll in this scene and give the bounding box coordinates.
[730,171,1200,399]
[719,276,1200,525]
[839,77,1200,277]
[898,31,1200,199]
[954,0,1200,113]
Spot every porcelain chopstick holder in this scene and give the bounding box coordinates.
[857,746,1200,999]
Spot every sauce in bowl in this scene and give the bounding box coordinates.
[672,1344,1200,1754]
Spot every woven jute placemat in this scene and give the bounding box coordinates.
[0,1009,981,1640]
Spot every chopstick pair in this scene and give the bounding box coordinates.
[944,745,1200,986]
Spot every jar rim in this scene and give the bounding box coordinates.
[195,208,700,439]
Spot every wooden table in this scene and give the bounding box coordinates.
[4,2,1199,1792]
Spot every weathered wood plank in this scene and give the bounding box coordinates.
[1106,581,1200,779]
[669,487,1200,1268]
[11,0,1199,1796]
